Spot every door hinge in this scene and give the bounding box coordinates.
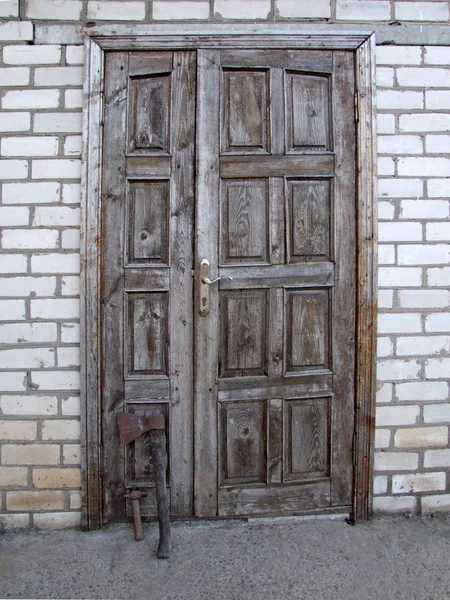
[352,432,357,466]
[354,93,359,123]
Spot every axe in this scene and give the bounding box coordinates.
[117,411,171,559]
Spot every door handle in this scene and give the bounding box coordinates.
[199,258,232,317]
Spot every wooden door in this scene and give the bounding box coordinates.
[194,49,356,517]
[100,47,356,522]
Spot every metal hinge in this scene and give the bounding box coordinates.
[354,93,359,123]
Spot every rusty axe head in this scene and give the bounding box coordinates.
[117,412,165,445]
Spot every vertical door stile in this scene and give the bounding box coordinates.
[194,49,221,517]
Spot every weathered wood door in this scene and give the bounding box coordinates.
[100,48,356,522]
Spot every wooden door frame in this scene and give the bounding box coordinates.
[80,25,377,530]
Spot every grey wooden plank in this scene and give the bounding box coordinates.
[268,398,282,484]
[126,156,171,177]
[129,51,173,76]
[169,50,196,517]
[124,268,169,291]
[270,69,285,156]
[194,49,221,517]
[124,379,170,400]
[219,262,334,289]
[269,178,285,266]
[218,373,333,400]
[220,49,333,72]
[220,155,334,178]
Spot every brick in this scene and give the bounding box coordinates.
[275,0,331,18]
[400,113,450,132]
[377,114,395,134]
[422,494,450,513]
[377,67,394,87]
[58,347,80,368]
[0,514,30,530]
[0,420,36,441]
[398,244,450,265]
[31,371,80,391]
[0,207,29,226]
[373,476,388,495]
[0,1,18,18]
[2,136,59,157]
[395,426,448,448]
[398,157,450,177]
[63,444,81,465]
[428,180,450,198]
[31,299,80,320]
[397,336,449,356]
[2,90,60,111]
[3,45,62,65]
[376,405,420,427]
[0,322,57,343]
[379,222,422,242]
[426,90,450,110]
[64,136,82,156]
[32,159,81,180]
[378,244,395,264]
[378,157,395,176]
[378,201,395,220]
[377,135,422,155]
[87,0,146,19]
[427,267,450,287]
[375,429,391,449]
[397,382,449,402]
[0,254,27,274]
[33,511,81,530]
[6,490,64,511]
[34,24,84,45]
[0,467,27,487]
[336,0,390,21]
[378,267,422,287]
[31,254,80,275]
[33,207,80,227]
[2,445,60,466]
[0,300,25,321]
[425,134,450,153]
[62,397,80,416]
[33,468,81,489]
[0,67,30,86]
[426,313,450,332]
[34,113,82,134]
[398,68,450,87]
[400,200,449,219]
[65,90,83,109]
[378,314,422,334]
[424,449,450,468]
[0,395,58,416]
[61,323,80,343]
[0,113,30,133]
[69,490,82,510]
[2,230,59,250]
[214,0,270,18]
[66,46,84,65]
[392,472,446,494]
[395,2,449,21]
[25,0,82,20]
[2,182,60,204]
[426,47,450,65]
[377,337,394,357]
[376,382,393,404]
[0,160,28,180]
[374,451,419,470]
[62,230,80,250]
[0,348,55,370]
[0,372,27,392]
[376,46,422,65]
[377,90,423,110]
[378,178,423,198]
[62,183,81,204]
[427,223,450,242]
[399,290,449,308]
[42,419,80,441]
[425,358,450,379]
[0,277,56,297]
[373,496,416,513]
[377,359,421,381]
[0,22,33,42]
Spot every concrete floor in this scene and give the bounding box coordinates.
[1,515,450,599]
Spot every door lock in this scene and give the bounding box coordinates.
[199,258,232,316]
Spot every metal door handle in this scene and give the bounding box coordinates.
[199,258,233,316]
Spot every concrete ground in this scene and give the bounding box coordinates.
[1,515,450,599]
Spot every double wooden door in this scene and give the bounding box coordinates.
[100,48,356,522]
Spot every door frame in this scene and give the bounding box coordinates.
[80,25,377,530]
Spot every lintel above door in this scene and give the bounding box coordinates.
[81,26,377,530]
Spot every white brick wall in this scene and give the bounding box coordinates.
[0,5,450,530]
